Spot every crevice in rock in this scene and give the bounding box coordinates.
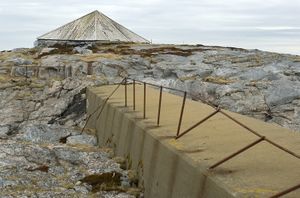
[59,134,72,144]
[48,88,86,125]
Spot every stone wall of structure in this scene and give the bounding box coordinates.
[34,39,129,48]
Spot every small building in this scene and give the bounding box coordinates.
[36,10,149,47]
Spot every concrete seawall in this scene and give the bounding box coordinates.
[87,84,300,198]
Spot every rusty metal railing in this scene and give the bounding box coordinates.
[94,77,299,197]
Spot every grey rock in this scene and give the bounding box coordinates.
[73,46,93,55]
[0,100,25,126]
[17,124,79,144]
[11,66,36,77]
[238,68,269,81]
[40,55,80,67]
[264,80,300,106]
[0,138,139,197]
[0,125,10,138]
[39,55,88,78]
[92,59,124,78]
[11,48,30,53]
[39,48,57,56]
[6,57,32,66]
[29,97,72,121]
[67,134,97,146]
[73,184,90,194]
[103,65,120,77]
[212,67,238,78]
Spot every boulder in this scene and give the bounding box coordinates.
[17,124,79,144]
[39,47,58,56]
[67,134,97,146]
[4,57,32,66]
[264,80,300,106]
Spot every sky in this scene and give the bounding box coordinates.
[0,0,299,55]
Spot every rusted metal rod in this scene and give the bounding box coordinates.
[220,110,262,137]
[264,138,300,159]
[220,110,300,159]
[143,82,146,119]
[133,80,136,111]
[176,107,220,139]
[270,183,300,198]
[176,92,187,137]
[95,78,126,120]
[209,136,265,169]
[157,86,163,126]
[125,77,127,107]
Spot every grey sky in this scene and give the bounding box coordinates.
[0,0,299,55]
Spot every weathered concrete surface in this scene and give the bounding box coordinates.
[87,85,300,198]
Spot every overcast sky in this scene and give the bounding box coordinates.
[0,0,299,55]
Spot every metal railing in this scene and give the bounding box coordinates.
[92,77,300,198]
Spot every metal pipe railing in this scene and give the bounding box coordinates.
[97,77,299,198]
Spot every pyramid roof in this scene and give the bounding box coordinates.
[38,10,149,43]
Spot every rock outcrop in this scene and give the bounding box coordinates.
[0,42,299,197]
[0,127,139,197]
[0,74,141,197]
[2,43,295,131]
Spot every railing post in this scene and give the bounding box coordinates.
[133,80,136,110]
[176,92,187,137]
[124,77,127,107]
[157,86,163,126]
[143,82,146,119]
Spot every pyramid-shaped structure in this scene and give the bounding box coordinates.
[37,10,149,43]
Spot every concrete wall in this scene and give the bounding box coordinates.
[86,85,300,198]
[86,87,234,198]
